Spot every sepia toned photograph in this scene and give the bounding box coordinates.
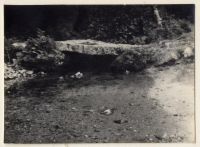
[4,4,195,143]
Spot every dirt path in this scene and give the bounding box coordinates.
[4,63,195,143]
[147,63,195,142]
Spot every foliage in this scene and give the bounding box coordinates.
[18,29,65,72]
[5,6,194,45]
[81,6,192,45]
[110,49,154,72]
[4,38,21,63]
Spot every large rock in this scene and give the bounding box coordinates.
[12,40,151,55]
[55,39,151,55]
[155,40,194,66]
[11,34,194,72]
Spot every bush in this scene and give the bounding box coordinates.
[18,29,65,72]
[4,38,20,64]
[80,7,192,45]
[110,50,152,72]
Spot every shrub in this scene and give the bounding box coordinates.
[110,50,151,72]
[81,7,192,45]
[18,29,65,72]
[4,38,20,64]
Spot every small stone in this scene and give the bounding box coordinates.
[88,109,94,113]
[59,76,64,81]
[115,133,121,136]
[91,136,98,139]
[94,129,100,132]
[46,110,50,113]
[84,135,89,138]
[170,135,175,138]
[149,138,153,141]
[183,47,193,58]
[27,71,33,75]
[75,72,83,79]
[72,107,76,110]
[53,125,60,130]
[101,109,113,115]
[70,75,75,78]
[113,119,128,124]
[170,52,179,60]
[125,70,130,75]
[162,133,168,138]
[154,135,162,140]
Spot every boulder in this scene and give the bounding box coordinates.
[55,39,147,55]
[183,47,194,58]
[12,40,151,56]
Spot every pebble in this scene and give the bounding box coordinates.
[84,135,88,138]
[149,138,153,141]
[129,103,134,106]
[113,119,128,124]
[59,76,64,81]
[125,70,130,75]
[184,47,193,58]
[70,75,75,78]
[162,133,168,138]
[101,109,113,115]
[115,133,121,136]
[72,107,77,111]
[154,135,162,140]
[94,129,100,132]
[27,71,33,75]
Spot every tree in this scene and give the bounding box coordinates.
[153,5,163,28]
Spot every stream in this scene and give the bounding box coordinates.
[4,63,195,143]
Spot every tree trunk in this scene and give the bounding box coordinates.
[153,6,163,28]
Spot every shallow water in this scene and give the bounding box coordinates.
[4,63,195,143]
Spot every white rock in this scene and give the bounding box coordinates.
[75,72,83,79]
[125,70,130,75]
[59,76,64,81]
[170,52,178,60]
[184,47,193,58]
[27,71,33,75]
[103,109,112,115]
